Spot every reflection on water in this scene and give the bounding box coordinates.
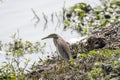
[0,0,101,68]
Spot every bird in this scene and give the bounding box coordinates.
[42,33,72,63]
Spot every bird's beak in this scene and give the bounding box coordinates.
[41,36,50,40]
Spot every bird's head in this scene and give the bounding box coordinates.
[42,33,59,40]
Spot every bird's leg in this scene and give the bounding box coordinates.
[58,55,60,61]
[57,55,62,65]
[62,60,65,67]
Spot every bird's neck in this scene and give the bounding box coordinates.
[53,38,58,47]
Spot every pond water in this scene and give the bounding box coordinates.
[0,0,101,68]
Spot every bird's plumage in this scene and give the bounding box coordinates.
[53,36,71,63]
[42,33,71,63]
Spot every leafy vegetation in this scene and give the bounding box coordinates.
[26,49,120,80]
[63,0,120,35]
[0,32,46,80]
[0,0,120,80]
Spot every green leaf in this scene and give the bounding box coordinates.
[77,53,87,58]
[89,50,97,56]
[94,7,103,13]
[88,23,92,27]
[9,74,15,79]
[70,58,75,66]
[89,68,103,79]
[83,27,88,32]
[111,0,120,6]
[94,62,102,66]
[65,21,70,26]
[74,9,85,17]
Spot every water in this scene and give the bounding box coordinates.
[0,0,101,68]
